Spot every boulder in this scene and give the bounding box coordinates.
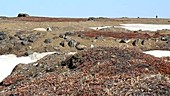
[44,38,52,43]
[27,35,37,42]
[88,17,96,21]
[75,44,87,50]
[78,33,84,38]
[59,34,65,38]
[68,40,77,47]
[21,41,29,45]
[0,32,7,40]
[65,32,76,36]
[17,13,29,17]
[18,35,27,41]
[161,36,170,41]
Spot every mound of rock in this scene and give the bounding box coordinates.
[17,13,29,17]
[0,47,170,95]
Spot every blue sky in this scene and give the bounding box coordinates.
[0,0,169,18]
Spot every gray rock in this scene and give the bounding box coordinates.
[24,51,34,56]
[14,32,22,37]
[65,32,75,36]
[167,40,170,45]
[44,38,52,43]
[54,47,60,51]
[0,35,6,40]
[75,44,87,50]
[68,40,77,47]
[18,35,27,41]
[0,32,7,40]
[0,32,6,35]
[161,36,170,41]
[59,34,65,38]
[64,35,68,39]
[21,41,29,45]
[27,34,37,42]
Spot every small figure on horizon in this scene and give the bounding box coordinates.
[156,15,158,18]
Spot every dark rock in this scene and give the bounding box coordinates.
[161,36,170,41]
[78,33,84,38]
[21,41,29,45]
[9,93,19,96]
[88,17,96,21]
[14,32,22,37]
[0,32,7,40]
[24,51,34,56]
[60,41,65,47]
[0,35,6,40]
[46,27,52,31]
[132,40,137,46]
[95,35,103,39]
[65,32,76,36]
[18,35,27,41]
[75,44,87,50]
[59,34,65,38]
[166,40,170,45]
[44,38,52,43]
[0,32,6,35]
[68,40,77,47]
[141,40,145,45]
[119,39,130,43]
[63,35,68,39]
[17,13,29,17]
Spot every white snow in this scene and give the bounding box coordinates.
[118,24,170,31]
[0,52,55,82]
[143,50,170,58]
[67,52,77,55]
[33,28,47,31]
[89,26,112,30]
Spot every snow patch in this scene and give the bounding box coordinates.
[0,52,55,82]
[118,24,170,31]
[89,26,112,30]
[143,50,170,57]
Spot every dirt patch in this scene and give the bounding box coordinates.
[77,30,170,39]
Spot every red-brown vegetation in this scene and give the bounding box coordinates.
[0,47,170,95]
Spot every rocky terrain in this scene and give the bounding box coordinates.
[0,16,170,95]
[0,47,170,95]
